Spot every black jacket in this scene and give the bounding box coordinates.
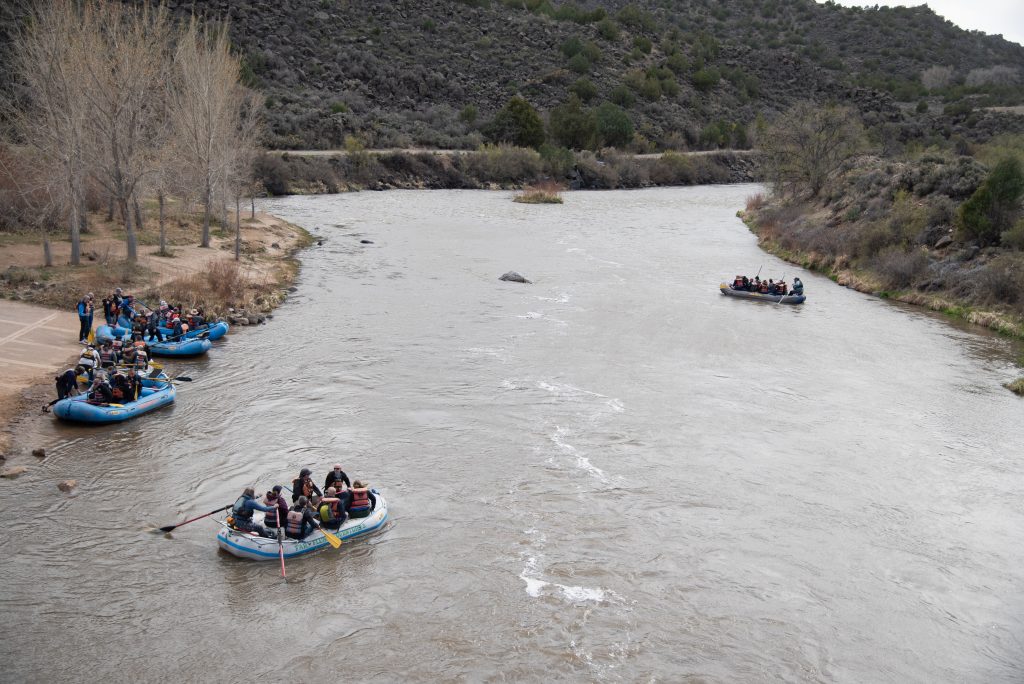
[324,470,351,493]
[291,476,322,503]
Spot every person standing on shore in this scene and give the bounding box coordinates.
[77,293,94,343]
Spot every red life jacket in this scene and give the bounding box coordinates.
[350,488,370,510]
[301,478,314,498]
[286,509,304,536]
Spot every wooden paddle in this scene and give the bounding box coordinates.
[159,504,232,533]
[276,509,286,578]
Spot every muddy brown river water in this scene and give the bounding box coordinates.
[2,186,1023,682]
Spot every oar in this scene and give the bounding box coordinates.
[276,508,286,578]
[159,504,232,533]
[776,273,787,305]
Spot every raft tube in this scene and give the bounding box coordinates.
[52,384,176,424]
[156,320,229,341]
[719,283,806,305]
[94,325,212,357]
[216,490,389,561]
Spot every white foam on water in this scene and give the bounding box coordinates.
[535,292,570,303]
[517,311,544,319]
[519,554,618,605]
[552,426,608,483]
[464,347,508,361]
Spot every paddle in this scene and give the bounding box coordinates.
[276,509,286,578]
[159,504,232,533]
[776,273,787,305]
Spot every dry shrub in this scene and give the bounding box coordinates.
[871,246,930,289]
[971,254,1024,308]
[153,259,255,313]
[745,193,766,212]
[574,151,619,189]
[650,152,695,185]
[513,180,564,204]
[462,145,543,184]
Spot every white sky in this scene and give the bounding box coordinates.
[822,1,1024,47]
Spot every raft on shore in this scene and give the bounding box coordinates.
[96,325,212,357]
[216,490,388,561]
[52,384,176,424]
[719,283,806,305]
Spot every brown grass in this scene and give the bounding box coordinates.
[513,180,565,204]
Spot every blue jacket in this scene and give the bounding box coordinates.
[232,494,274,521]
[77,300,92,318]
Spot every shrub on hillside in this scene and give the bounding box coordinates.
[549,96,597,150]
[462,144,543,184]
[957,157,1024,246]
[596,18,619,40]
[650,152,696,185]
[568,53,591,74]
[610,85,635,108]
[539,144,575,178]
[971,253,1024,307]
[691,68,721,91]
[872,246,930,289]
[574,152,620,188]
[484,96,546,149]
[594,102,634,148]
[570,78,598,103]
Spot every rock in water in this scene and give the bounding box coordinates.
[57,479,77,493]
[32,448,45,459]
[499,271,532,284]
[360,239,374,244]
[1,466,28,479]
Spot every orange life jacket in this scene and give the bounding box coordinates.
[301,478,314,498]
[350,488,370,510]
[286,509,304,536]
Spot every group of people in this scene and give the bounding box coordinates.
[51,361,147,407]
[730,275,804,296]
[230,465,377,541]
[76,288,208,345]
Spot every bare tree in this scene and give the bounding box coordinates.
[8,0,91,265]
[170,18,257,249]
[759,101,867,200]
[78,1,173,262]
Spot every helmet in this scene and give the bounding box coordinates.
[299,468,311,477]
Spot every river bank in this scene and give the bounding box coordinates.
[0,209,314,462]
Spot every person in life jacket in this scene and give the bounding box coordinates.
[285,495,321,540]
[126,370,143,402]
[777,280,788,296]
[78,345,101,383]
[230,487,276,538]
[324,464,351,494]
[792,277,804,296]
[98,340,118,370]
[347,481,376,519]
[110,373,131,403]
[318,487,347,530]
[732,275,744,289]
[291,468,322,503]
[262,486,289,530]
[86,374,114,405]
[132,342,149,373]
[144,309,164,342]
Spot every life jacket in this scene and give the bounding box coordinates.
[110,386,125,402]
[134,350,148,370]
[733,276,743,287]
[99,349,117,366]
[350,488,370,511]
[232,495,253,521]
[301,477,314,498]
[286,509,304,536]
[78,350,98,368]
[263,497,281,526]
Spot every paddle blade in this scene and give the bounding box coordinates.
[158,524,177,533]
[322,530,342,549]
[174,376,193,382]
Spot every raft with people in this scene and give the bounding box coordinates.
[95,324,212,357]
[51,382,176,424]
[721,274,806,305]
[216,488,388,560]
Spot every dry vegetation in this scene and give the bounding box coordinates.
[513,180,564,204]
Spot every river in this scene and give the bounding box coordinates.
[2,186,1023,683]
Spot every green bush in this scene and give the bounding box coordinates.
[633,36,652,54]
[957,157,1024,246]
[639,76,662,100]
[581,41,602,63]
[594,102,634,148]
[616,4,656,31]
[691,68,721,91]
[561,36,583,58]
[463,144,543,184]
[650,151,695,185]
[596,18,619,40]
[610,84,635,108]
[548,96,597,150]
[329,101,348,114]
[484,96,546,149]
[915,100,928,113]
[539,144,575,178]
[569,78,598,103]
[1001,218,1024,250]
[459,104,478,124]
[665,52,688,75]
[568,53,591,74]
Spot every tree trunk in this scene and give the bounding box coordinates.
[107,195,115,222]
[79,196,88,235]
[158,192,166,255]
[43,236,53,268]
[250,195,255,220]
[69,187,81,266]
[221,198,228,236]
[122,197,138,262]
[201,181,211,247]
[235,194,241,261]
[133,198,144,236]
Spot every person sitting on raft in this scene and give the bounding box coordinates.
[347,481,376,519]
[318,488,347,530]
[324,464,351,494]
[285,495,322,540]
[792,277,804,295]
[262,486,290,530]
[86,374,114,405]
[98,340,118,370]
[230,487,277,538]
[109,372,131,403]
[291,468,322,503]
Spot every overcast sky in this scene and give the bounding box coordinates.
[823,1,1024,47]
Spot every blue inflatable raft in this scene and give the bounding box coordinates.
[52,383,176,424]
[216,490,389,560]
[95,325,211,357]
[157,320,229,341]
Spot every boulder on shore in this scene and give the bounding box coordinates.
[499,271,532,284]
[57,479,77,493]
[1,466,28,479]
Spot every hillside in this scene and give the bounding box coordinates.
[2,0,1023,152]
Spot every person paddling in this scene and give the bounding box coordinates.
[291,468,322,503]
[230,487,276,538]
[792,277,804,296]
[262,486,289,530]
